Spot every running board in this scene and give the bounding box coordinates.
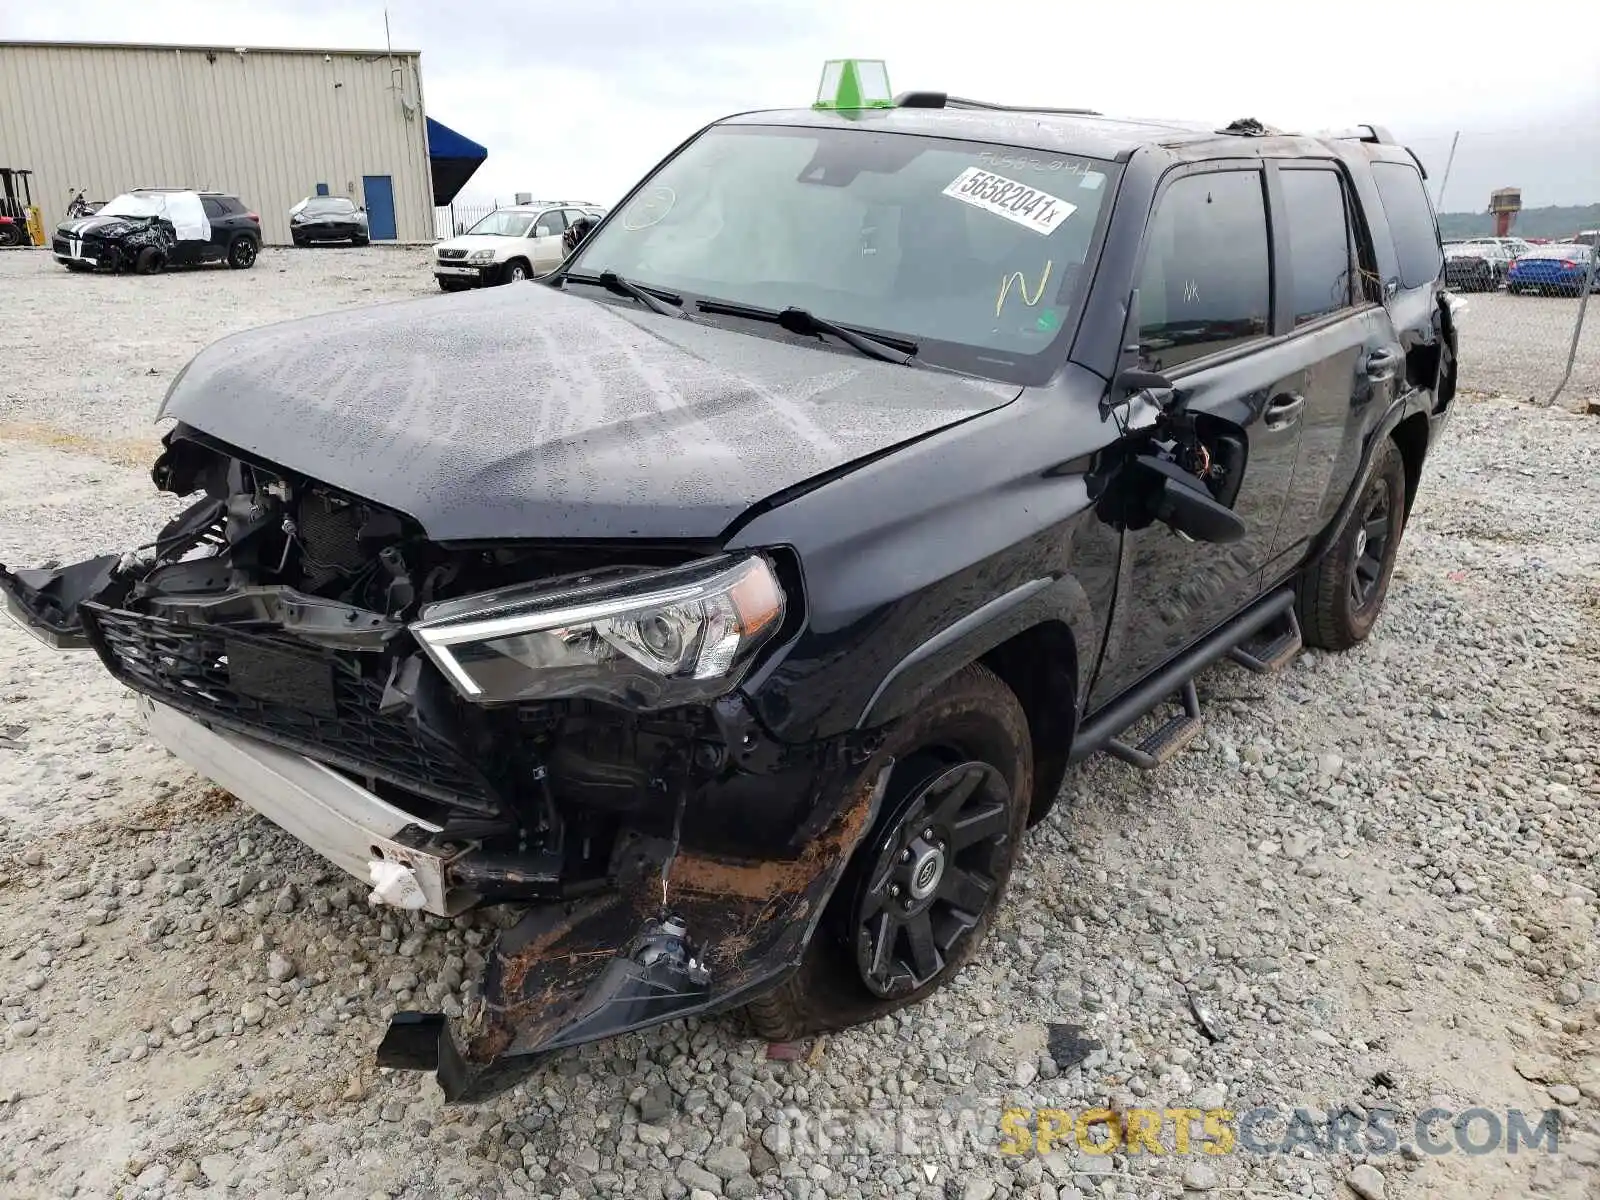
[1227,606,1303,674]
[1070,588,1296,768]
[1106,678,1202,768]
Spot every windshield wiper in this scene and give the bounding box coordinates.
[696,300,915,364]
[564,271,689,319]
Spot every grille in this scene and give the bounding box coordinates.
[437,248,468,260]
[82,604,500,816]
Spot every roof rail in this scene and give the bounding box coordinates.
[892,90,1101,116]
[1313,124,1397,145]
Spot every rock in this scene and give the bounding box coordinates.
[21,847,42,867]
[134,1163,169,1188]
[962,1179,998,1200]
[1346,1164,1386,1200]
[1547,1084,1581,1105]
[1555,980,1582,1006]
[240,1000,266,1026]
[12,1018,38,1038]
[637,1123,670,1147]
[1191,1084,1227,1110]
[1182,1161,1219,1191]
[380,1100,407,1122]
[170,1015,193,1036]
[638,1084,675,1124]
[199,1154,238,1185]
[57,879,91,900]
[676,1160,722,1193]
[266,951,296,983]
[174,1160,200,1183]
[22,970,46,991]
[705,1144,751,1181]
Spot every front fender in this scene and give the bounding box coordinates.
[856,574,1097,729]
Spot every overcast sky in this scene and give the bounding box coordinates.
[8,0,1599,211]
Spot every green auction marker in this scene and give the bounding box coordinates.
[1036,309,1062,332]
[814,59,894,110]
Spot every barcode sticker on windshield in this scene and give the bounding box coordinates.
[942,168,1075,235]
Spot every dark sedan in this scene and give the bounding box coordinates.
[289,196,370,246]
[1444,241,1510,292]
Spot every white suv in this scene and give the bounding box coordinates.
[433,204,606,291]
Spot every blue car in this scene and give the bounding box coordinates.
[1506,244,1599,296]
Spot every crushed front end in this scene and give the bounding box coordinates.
[0,427,887,1100]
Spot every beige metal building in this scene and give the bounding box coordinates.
[0,40,434,244]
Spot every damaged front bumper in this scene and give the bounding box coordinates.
[145,689,892,1101]
[0,448,889,1101]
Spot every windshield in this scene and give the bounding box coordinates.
[568,123,1119,381]
[302,198,356,215]
[99,193,165,219]
[465,210,536,237]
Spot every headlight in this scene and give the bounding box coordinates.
[467,248,496,262]
[410,555,786,709]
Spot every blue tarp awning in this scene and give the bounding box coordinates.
[427,116,488,206]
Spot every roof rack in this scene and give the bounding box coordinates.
[1314,124,1397,145]
[893,91,1101,116]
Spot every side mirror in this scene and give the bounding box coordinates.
[1135,454,1247,544]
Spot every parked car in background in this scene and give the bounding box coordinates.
[433,203,597,290]
[52,188,260,273]
[1573,230,1598,248]
[1506,243,1599,295]
[289,196,369,246]
[1444,240,1514,291]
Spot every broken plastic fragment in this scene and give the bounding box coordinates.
[367,859,426,910]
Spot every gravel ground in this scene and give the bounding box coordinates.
[1,249,1598,1200]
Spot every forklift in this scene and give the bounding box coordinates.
[0,169,43,247]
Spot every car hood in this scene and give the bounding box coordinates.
[156,283,1022,541]
[57,214,156,237]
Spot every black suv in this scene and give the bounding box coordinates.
[53,188,261,273]
[2,88,1456,1100]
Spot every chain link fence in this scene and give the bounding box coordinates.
[1412,126,1598,410]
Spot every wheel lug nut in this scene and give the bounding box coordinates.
[903,899,914,910]
[889,884,900,897]
[923,828,934,840]
[900,849,911,863]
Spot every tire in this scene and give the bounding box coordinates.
[743,663,1033,1041]
[63,261,92,273]
[227,237,257,269]
[1296,438,1407,651]
[500,259,530,284]
[438,279,469,293]
[352,236,369,247]
[134,247,165,275]
[0,225,21,248]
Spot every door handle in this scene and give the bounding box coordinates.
[1365,348,1401,380]
[1263,392,1304,430]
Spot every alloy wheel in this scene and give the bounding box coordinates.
[1349,479,1393,611]
[851,759,1012,999]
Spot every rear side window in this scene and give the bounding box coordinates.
[200,197,227,219]
[1279,168,1356,325]
[1370,161,1442,290]
[1137,169,1271,369]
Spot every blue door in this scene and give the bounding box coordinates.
[362,175,397,240]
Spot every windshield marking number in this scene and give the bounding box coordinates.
[996,260,1054,317]
[943,168,1075,235]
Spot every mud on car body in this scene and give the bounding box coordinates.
[2,68,1458,1100]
